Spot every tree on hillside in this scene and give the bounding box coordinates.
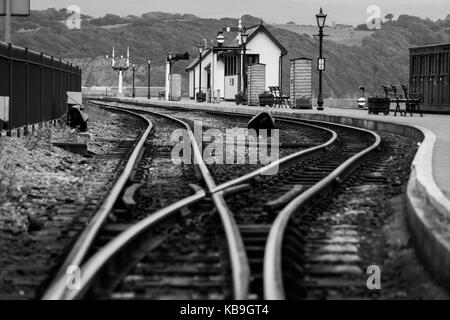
[89,14,125,26]
[355,23,370,31]
[385,13,394,23]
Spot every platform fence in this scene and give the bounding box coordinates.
[0,41,82,131]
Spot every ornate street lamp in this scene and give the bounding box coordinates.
[241,32,249,93]
[316,7,327,110]
[147,58,152,99]
[197,43,204,101]
[316,7,327,29]
[132,63,136,98]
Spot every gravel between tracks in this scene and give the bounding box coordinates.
[0,106,143,299]
[131,107,331,185]
[293,132,450,299]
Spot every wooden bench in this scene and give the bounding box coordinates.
[401,84,423,117]
[269,86,290,108]
[382,85,404,116]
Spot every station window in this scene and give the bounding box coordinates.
[445,53,449,74]
[225,56,238,76]
[246,54,260,66]
[419,55,425,75]
[415,56,419,76]
[428,55,431,74]
[438,53,441,74]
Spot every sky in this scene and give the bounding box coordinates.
[32,0,450,25]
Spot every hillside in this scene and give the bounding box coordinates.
[1,9,450,98]
[273,24,374,47]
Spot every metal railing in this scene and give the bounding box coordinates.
[0,41,82,131]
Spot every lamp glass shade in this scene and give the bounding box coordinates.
[168,52,173,60]
[241,33,249,44]
[147,58,151,64]
[198,44,204,54]
[316,8,327,28]
[217,31,225,44]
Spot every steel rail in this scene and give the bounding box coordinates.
[42,105,153,300]
[79,100,383,301]
[100,103,251,300]
[44,101,250,300]
[86,101,344,299]
[211,191,250,299]
[91,100,383,300]
[88,101,339,198]
[263,122,381,300]
[58,190,206,300]
[212,120,337,194]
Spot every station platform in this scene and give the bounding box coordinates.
[98,96,450,290]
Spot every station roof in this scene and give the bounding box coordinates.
[186,24,287,71]
[185,48,212,71]
[409,43,450,50]
[246,24,287,56]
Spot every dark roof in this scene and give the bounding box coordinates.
[186,24,287,71]
[185,48,212,71]
[409,43,450,50]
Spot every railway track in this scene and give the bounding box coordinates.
[40,105,153,299]
[41,100,381,300]
[217,119,378,299]
[261,118,380,299]
[42,102,247,300]
[275,132,417,299]
[99,102,331,185]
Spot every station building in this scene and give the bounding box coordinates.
[186,24,287,101]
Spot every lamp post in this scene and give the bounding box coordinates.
[241,32,249,93]
[5,0,11,43]
[147,58,151,99]
[132,63,136,98]
[168,52,173,73]
[197,43,204,101]
[316,7,327,110]
[167,52,173,100]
